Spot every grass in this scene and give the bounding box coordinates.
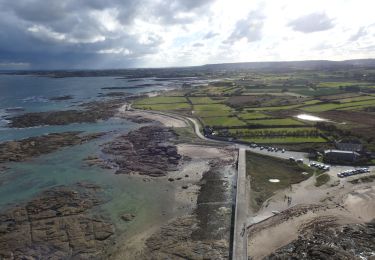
[317,82,361,88]
[173,127,206,144]
[315,173,330,187]
[292,88,344,97]
[240,136,327,144]
[242,99,321,112]
[339,104,375,111]
[238,111,271,120]
[247,118,305,126]
[246,151,313,212]
[229,127,320,136]
[302,99,375,112]
[134,96,187,105]
[133,103,191,111]
[188,96,226,104]
[337,95,375,103]
[201,116,246,127]
[245,104,303,111]
[194,110,233,117]
[193,104,232,111]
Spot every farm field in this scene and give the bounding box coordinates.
[193,104,232,111]
[292,88,344,97]
[302,99,375,112]
[238,111,271,120]
[228,127,320,136]
[317,81,363,88]
[129,67,375,150]
[201,116,246,127]
[337,95,375,103]
[187,96,227,104]
[247,118,305,126]
[193,110,233,117]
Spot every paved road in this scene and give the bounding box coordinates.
[232,148,248,260]
[186,117,210,141]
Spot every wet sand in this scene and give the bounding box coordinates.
[108,105,237,259]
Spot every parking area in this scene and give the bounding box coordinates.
[245,144,307,162]
[244,143,375,182]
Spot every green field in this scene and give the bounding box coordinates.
[134,96,187,105]
[317,82,361,88]
[247,118,305,126]
[238,111,271,120]
[337,95,375,103]
[202,116,246,127]
[229,127,319,136]
[193,104,232,111]
[188,96,226,104]
[194,110,233,117]
[292,88,344,97]
[246,152,313,212]
[302,99,375,112]
[130,75,375,149]
[245,104,303,111]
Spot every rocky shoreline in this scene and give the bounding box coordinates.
[266,219,375,259]
[7,98,126,128]
[137,161,235,259]
[100,125,182,176]
[0,183,114,259]
[0,131,104,164]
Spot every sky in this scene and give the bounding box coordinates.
[0,0,374,69]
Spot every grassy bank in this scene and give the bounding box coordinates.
[246,151,313,212]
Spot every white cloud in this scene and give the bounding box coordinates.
[0,0,374,68]
[97,48,132,55]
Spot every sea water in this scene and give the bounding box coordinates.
[0,74,186,239]
[0,74,176,141]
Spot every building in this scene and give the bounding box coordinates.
[335,140,363,152]
[324,149,360,163]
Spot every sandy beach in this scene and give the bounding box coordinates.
[247,176,375,259]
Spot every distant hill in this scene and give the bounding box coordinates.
[202,59,375,71]
[3,59,375,77]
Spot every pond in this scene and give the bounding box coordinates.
[296,113,328,122]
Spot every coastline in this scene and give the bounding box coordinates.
[106,104,237,259]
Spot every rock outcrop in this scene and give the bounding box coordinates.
[7,99,125,128]
[266,220,375,260]
[0,132,104,164]
[143,162,234,259]
[101,125,181,176]
[0,184,114,259]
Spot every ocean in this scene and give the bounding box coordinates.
[0,74,186,239]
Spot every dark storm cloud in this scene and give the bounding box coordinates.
[0,0,216,69]
[224,10,265,44]
[288,12,334,33]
